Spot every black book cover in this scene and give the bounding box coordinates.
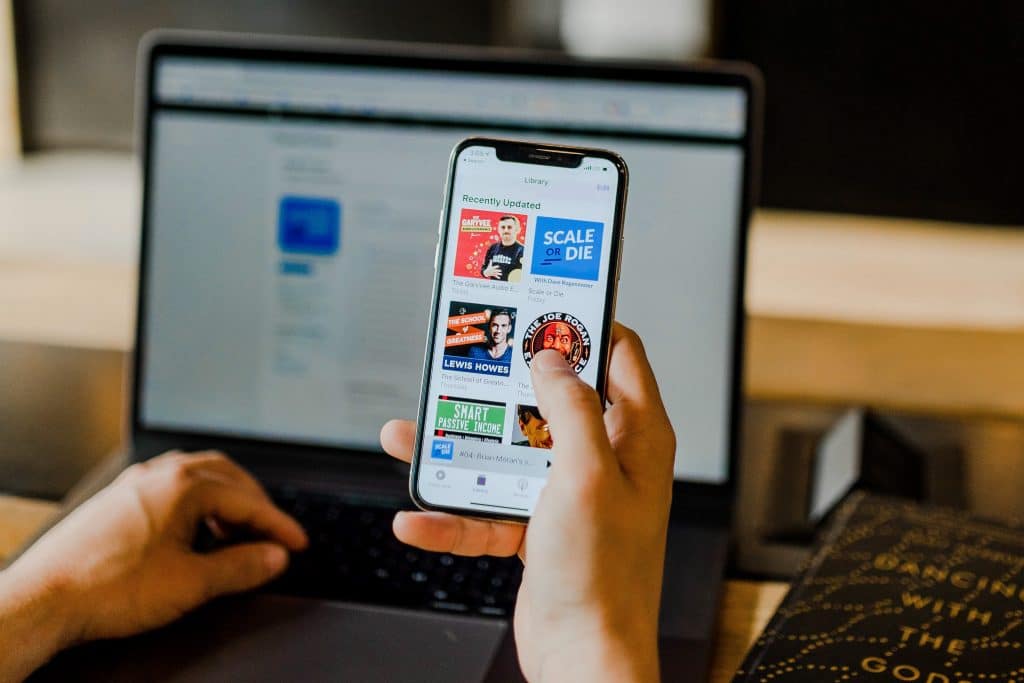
[733,492,1024,683]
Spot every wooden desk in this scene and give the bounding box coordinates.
[0,494,786,682]
[0,494,57,562]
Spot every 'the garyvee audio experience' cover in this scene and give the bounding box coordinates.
[453,209,527,283]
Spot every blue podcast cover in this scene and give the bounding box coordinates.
[530,216,604,281]
[430,439,455,460]
[278,196,341,255]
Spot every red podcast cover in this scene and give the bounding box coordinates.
[453,209,528,283]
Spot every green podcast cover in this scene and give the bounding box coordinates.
[434,396,506,443]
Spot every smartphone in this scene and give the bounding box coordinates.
[409,137,628,522]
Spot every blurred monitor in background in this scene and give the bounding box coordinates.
[714,0,1024,225]
[12,0,555,151]
[12,0,713,153]
[13,0,1023,227]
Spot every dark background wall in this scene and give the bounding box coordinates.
[12,0,519,150]
[715,0,1024,225]
[13,0,1024,225]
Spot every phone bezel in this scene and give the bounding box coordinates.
[409,137,629,523]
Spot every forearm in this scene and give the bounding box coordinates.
[537,638,659,683]
[532,618,659,683]
[0,564,75,682]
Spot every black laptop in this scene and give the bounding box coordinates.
[36,31,760,682]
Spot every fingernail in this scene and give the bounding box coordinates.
[264,545,288,573]
[532,349,571,373]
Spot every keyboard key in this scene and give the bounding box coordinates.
[264,486,522,617]
[432,601,468,612]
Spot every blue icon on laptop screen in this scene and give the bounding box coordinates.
[431,439,454,461]
[278,196,341,255]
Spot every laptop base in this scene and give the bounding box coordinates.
[31,595,511,683]
[30,520,727,682]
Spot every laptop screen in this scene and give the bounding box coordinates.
[139,50,749,485]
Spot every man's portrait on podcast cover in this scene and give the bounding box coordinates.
[512,404,554,449]
[442,302,517,377]
[467,308,515,365]
[522,312,591,375]
[453,208,527,283]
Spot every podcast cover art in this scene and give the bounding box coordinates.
[430,438,455,460]
[521,312,592,374]
[442,302,517,377]
[453,209,528,283]
[511,404,553,450]
[434,396,506,443]
[530,216,603,281]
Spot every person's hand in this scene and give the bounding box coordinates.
[482,260,502,278]
[381,323,675,682]
[0,451,307,681]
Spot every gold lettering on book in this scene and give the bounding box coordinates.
[861,656,974,682]
[951,571,976,589]
[990,580,1018,599]
[900,593,992,625]
[873,553,1024,602]
[898,626,966,655]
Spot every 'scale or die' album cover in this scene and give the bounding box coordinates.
[734,492,1024,683]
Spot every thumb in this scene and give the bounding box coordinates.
[199,542,290,599]
[530,350,614,474]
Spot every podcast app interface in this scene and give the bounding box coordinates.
[418,144,619,515]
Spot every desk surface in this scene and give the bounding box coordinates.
[0,494,786,683]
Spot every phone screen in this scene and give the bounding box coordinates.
[412,140,625,519]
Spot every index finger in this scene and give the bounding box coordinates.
[605,323,664,408]
[603,323,676,477]
[530,349,616,475]
[393,511,524,559]
[190,482,308,551]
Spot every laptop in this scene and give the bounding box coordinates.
[34,31,760,682]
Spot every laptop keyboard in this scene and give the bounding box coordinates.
[262,486,523,618]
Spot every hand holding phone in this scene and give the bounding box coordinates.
[410,138,628,521]
[386,323,675,681]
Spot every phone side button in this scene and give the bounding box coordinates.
[615,238,625,280]
[433,241,440,270]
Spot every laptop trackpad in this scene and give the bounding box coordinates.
[34,594,508,682]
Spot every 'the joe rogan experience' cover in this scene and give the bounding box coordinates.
[734,493,1024,683]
